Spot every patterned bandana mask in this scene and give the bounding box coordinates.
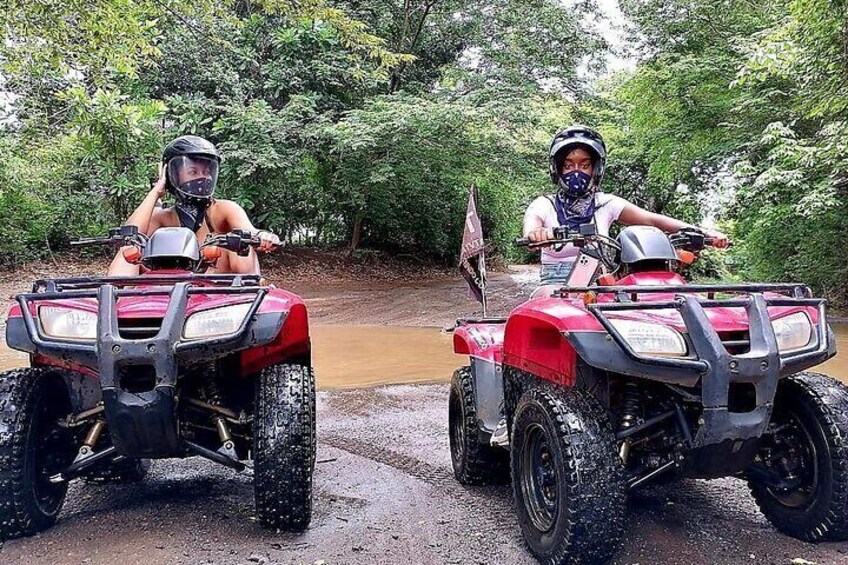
[174,196,210,233]
[555,171,596,230]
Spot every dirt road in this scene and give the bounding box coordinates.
[1,258,847,564]
[2,383,847,565]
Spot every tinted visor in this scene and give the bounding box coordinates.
[167,155,219,199]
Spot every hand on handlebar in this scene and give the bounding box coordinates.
[703,229,731,249]
[527,227,554,243]
[254,230,281,253]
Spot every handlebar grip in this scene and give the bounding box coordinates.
[515,237,531,247]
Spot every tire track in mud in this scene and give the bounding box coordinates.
[319,434,519,535]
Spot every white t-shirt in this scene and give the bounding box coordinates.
[524,193,629,265]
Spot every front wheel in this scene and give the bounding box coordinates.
[253,362,316,531]
[747,372,848,541]
[0,368,76,540]
[511,384,626,564]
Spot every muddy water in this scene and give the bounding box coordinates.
[0,325,463,390]
[0,323,845,387]
[311,325,461,389]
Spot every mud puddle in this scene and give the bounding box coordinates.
[0,325,463,390]
[1,322,845,385]
[311,325,460,389]
[817,322,848,383]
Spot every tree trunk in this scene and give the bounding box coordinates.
[350,213,363,251]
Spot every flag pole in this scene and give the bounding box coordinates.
[474,185,488,318]
[480,248,488,318]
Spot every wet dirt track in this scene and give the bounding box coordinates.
[2,271,848,564]
[3,384,848,565]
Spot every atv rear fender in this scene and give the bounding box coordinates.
[453,320,507,437]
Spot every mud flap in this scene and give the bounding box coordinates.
[470,357,504,437]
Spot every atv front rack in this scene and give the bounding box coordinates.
[31,273,262,293]
[560,283,835,448]
[559,282,812,300]
[10,279,286,458]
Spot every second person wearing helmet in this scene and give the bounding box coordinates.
[107,135,281,276]
[524,125,729,291]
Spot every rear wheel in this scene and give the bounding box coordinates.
[448,366,508,484]
[511,384,626,564]
[747,372,848,541]
[253,362,316,531]
[0,368,76,540]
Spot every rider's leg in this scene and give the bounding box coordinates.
[207,248,260,275]
[530,284,562,299]
[107,247,141,276]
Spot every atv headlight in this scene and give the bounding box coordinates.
[39,306,97,341]
[183,302,253,340]
[608,319,687,357]
[772,312,814,353]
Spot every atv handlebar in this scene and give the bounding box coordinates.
[515,225,621,252]
[71,226,148,248]
[201,229,268,256]
[517,226,727,253]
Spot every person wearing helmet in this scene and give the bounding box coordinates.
[107,135,281,275]
[523,125,729,289]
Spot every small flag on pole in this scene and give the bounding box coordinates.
[459,187,488,316]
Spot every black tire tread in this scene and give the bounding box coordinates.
[511,383,627,565]
[748,372,848,541]
[449,366,509,485]
[0,368,70,540]
[253,362,316,531]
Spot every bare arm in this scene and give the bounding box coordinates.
[522,200,555,243]
[217,200,281,252]
[619,203,730,247]
[619,203,692,233]
[125,164,167,235]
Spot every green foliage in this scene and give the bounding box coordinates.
[605,0,848,305]
[0,0,596,265]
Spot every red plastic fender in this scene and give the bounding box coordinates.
[453,323,505,364]
[240,289,311,375]
[501,298,603,386]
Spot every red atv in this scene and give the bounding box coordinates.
[0,226,315,539]
[450,225,847,564]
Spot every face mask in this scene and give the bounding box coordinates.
[177,177,215,199]
[558,170,593,199]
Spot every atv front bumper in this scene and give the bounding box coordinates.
[566,292,835,447]
[7,281,286,457]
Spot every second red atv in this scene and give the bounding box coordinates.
[450,225,847,564]
[0,226,315,539]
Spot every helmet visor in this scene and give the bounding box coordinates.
[167,155,219,199]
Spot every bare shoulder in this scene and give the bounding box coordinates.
[149,206,176,233]
[210,199,247,215]
[208,198,251,232]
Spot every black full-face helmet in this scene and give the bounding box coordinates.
[548,125,607,191]
[162,135,222,204]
